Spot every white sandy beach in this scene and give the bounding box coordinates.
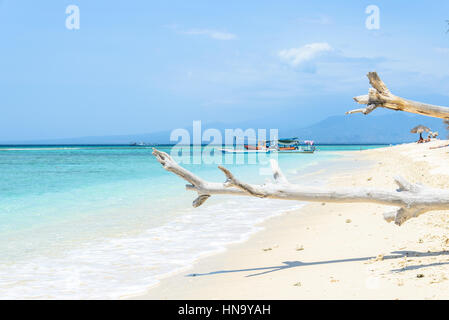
[133,140,449,300]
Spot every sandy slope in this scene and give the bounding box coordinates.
[133,140,449,300]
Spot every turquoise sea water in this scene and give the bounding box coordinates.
[0,144,387,299]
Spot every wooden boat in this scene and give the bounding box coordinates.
[278,146,297,151]
[220,148,274,154]
[244,140,268,150]
[244,145,261,150]
[277,138,316,153]
[298,146,315,153]
[300,140,316,153]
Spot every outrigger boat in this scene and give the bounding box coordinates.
[220,148,275,154]
[278,138,300,151]
[221,141,276,154]
[277,138,316,153]
[301,140,316,153]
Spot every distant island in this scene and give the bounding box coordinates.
[1,113,446,145]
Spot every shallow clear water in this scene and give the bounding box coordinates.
[0,144,386,299]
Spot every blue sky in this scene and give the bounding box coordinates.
[1,0,449,141]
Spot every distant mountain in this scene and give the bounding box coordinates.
[3,113,447,145]
[280,113,447,144]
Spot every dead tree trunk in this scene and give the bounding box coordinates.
[153,149,449,226]
[153,72,449,226]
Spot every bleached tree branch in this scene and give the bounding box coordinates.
[346,72,449,120]
[152,149,449,226]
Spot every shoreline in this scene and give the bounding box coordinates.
[126,147,374,299]
[122,150,354,299]
[132,140,449,300]
[0,145,355,299]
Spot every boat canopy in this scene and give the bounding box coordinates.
[277,137,299,145]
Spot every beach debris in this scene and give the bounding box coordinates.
[330,278,339,283]
[417,274,425,278]
[397,279,404,286]
[345,219,352,223]
[443,237,449,246]
[368,253,385,263]
[429,274,448,284]
[430,143,449,150]
[367,177,372,181]
[374,254,384,261]
[296,245,304,251]
[262,248,272,252]
[397,258,407,268]
[293,282,302,287]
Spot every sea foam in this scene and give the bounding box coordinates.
[0,196,303,299]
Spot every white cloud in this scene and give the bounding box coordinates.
[181,29,237,40]
[278,42,333,67]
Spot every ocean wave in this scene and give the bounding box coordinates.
[0,197,303,299]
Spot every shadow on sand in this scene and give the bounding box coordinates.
[186,250,449,278]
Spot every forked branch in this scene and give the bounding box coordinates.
[152,149,449,226]
[346,72,449,119]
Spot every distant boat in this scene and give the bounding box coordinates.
[277,138,316,153]
[299,140,316,153]
[244,144,261,151]
[278,138,300,151]
[130,142,146,146]
[220,148,275,154]
[220,138,316,154]
[221,139,275,154]
[244,139,271,151]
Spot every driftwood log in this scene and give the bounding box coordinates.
[346,72,449,119]
[153,149,449,226]
[153,72,449,226]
